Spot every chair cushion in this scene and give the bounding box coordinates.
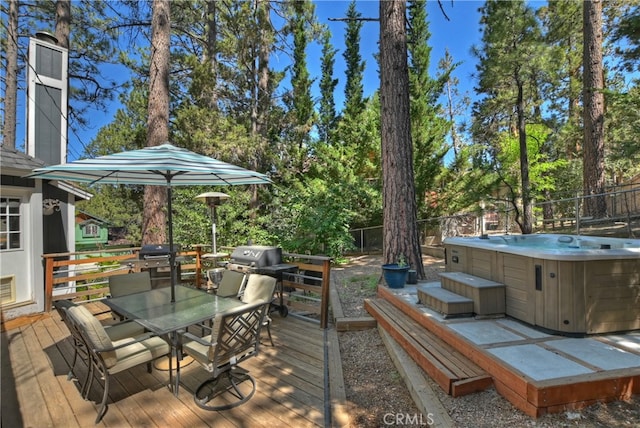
[105,321,146,341]
[183,335,215,371]
[109,272,152,297]
[241,274,277,304]
[68,305,117,367]
[53,299,77,310]
[108,336,170,375]
[217,270,245,297]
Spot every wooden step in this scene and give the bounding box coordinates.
[335,316,377,331]
[417,286,474,318]
[439,272,506,316]
[365,298,492,397]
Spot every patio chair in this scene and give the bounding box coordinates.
[178,300,270,410]
[109,271,152,297]
[215,269,246,298]
[53,300,90,392]
[240,274,277,346]
[53,300,148,396]
[108,271,152,319]
[66,304,170,424]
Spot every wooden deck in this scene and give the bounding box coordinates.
[1,302,346,427]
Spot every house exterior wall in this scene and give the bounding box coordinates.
[1,179,45,319]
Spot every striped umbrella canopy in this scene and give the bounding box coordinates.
[26,143,271,302]
[26,143,270,186]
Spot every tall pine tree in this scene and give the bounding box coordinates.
[472,0,545,234]
[407,0,450,219]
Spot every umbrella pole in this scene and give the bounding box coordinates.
[167,185,176,303]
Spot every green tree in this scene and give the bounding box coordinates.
[3,0,18,149]
[494,124,568,211]
[613,6,640,72]
[336,0,378,186]
[142,0,171,245]
[407,0,450,219]
[538,1,583,159]
[472,0,545,234]
[342,0,365,119]
[290,1,315,149]
[582,0,607,218]
[318,29,338,145]
[380,0,424,278]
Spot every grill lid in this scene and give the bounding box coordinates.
[139,244,178,259]
[230,245,282,267]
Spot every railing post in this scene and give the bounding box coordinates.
[320,258,331,329]
[194,245,203,289]
[44,255,54,312]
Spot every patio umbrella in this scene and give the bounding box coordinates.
[26,142,271,302]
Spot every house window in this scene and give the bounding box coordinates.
[0,198,21,251]
[83,224,99,237]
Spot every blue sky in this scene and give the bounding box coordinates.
[16,1,485,161]
[314,0,483,108]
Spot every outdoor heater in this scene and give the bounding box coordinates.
[196,191,229,257]
[196,192,230,289]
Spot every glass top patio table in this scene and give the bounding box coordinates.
[103,285,245,335]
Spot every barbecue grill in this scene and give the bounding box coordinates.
[227,245,297,316]
[122,244,184,288]
[139,244,178,259]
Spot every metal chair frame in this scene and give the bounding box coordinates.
[240,274,277,346]
[179,301,269,411]
[66,305,170,424]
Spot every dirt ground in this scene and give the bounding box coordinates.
[333,254,640,428]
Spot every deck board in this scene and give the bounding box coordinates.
[2,307,333,428]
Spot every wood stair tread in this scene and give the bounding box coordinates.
[418,286,473,303]
[439,272,504,288]
[365,298,492,397]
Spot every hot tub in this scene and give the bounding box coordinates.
[443,234,640,334]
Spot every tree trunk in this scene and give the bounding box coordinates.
[380,0,424,278]
[55,0,71,49]
[143,0,171,245]
[248,0,271,213]
[516,77,533,234]
[204,0,218,108]
[582,0,607,218]
[3,0,18,149]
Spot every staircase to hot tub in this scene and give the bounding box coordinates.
[417,271,506,318]
[367,269,640,418]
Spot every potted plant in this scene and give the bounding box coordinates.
[381,255,410,288]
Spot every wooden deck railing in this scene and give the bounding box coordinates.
[43,246,331,328]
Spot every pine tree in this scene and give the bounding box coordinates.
[3,0,18,149]
[380,0,424,278]
[143,0,171,245]
[290,0,315,153]
[472,0,544,234]
[582,0,607,218]
[318,30,338,145]
[407,0,450,218]
[343,1,365,119]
